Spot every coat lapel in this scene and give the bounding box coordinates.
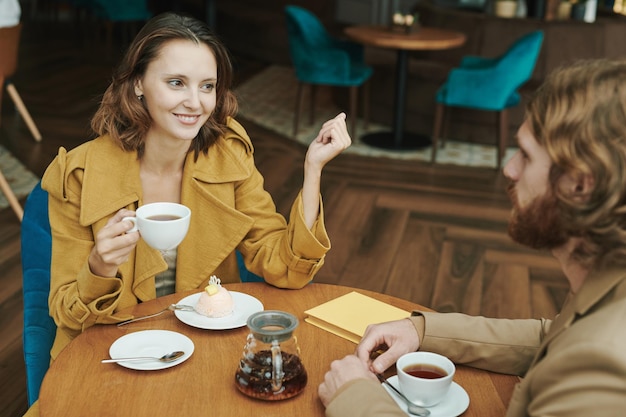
[77,137,167,300]
[507,268,626,417]
[528,268,626,369]
[176,134,256,290]
[79,136,142,226]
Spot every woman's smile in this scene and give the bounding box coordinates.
[174,113,201,125]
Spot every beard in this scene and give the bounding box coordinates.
[507,183,569,250]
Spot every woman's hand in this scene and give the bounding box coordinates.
[318,354,377,407]
[356,318,421,374]
[301,113,352,228]
[88,209,141,277]
[305,112,352,172]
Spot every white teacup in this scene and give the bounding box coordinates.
[396,351,455,407]
[124,202,191,251]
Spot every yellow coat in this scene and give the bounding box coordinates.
[41,118,330,359]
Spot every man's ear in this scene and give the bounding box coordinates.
[560,172,594,202]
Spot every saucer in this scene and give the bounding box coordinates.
[108,330,194,371]
[382,375,469,417]
[175,292,264,330]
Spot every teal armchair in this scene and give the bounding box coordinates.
[90,0,151,21]
[431,31,544,168]
[285,5,373,137]
[21,182,55,407]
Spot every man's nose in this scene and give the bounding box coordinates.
[503,151,521,180]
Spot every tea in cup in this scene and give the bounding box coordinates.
[124,202,191,250]
[396,351,455,407]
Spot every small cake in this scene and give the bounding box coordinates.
[194,276,234,318]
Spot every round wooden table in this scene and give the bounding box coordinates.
[39,283,516,416]
[344,25,466,150]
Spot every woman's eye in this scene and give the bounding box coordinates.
[202,83,215,92]
[168,79,183,87]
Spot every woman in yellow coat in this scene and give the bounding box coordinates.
[41,12,351,361]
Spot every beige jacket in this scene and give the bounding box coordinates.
[41,118,330,359]
[326,268,626,416]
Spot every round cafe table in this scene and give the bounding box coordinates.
[39,283,517,416]
[344,25,466,151]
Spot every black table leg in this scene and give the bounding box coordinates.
[393,48,408,148]
[361,49,432,150]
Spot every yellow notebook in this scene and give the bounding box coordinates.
[304,291,411,344]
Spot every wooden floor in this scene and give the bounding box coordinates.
[0,16,569,417]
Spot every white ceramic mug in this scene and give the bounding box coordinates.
[123,202,191,251]
[396,351,455,407]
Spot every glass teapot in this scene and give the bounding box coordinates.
[235,310,308,400]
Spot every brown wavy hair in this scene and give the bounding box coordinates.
[526,59,626,268]
[90,12,238,159]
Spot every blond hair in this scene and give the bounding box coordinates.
[527,59,626,268]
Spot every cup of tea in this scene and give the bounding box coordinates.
[396,351,455,407]
[123,202,191,250]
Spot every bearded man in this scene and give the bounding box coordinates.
[318,59,626,417]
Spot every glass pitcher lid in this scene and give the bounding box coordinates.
[246,310,299,343]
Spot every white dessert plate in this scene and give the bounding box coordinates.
[382,376,469,417]
[174,291,264,330]
[108,330,194,371]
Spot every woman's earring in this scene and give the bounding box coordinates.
[137,95,144,101]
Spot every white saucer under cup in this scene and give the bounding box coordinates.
[382,376,469,417]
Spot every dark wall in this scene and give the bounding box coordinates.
[150,0,340,65]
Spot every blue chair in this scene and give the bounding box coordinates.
[431,31,544,169]
[236,250,264,283]
[285,5,373,137]
[89,0,152,22]
[21,183,262,405]
[21,182,55,407]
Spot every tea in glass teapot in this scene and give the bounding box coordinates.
[235,310,307,400]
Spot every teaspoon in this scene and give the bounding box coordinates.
[376,373,431,417]
[117,304,195,326]
[101,350,185,363]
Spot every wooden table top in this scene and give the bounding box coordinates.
[344,25,466,51]
[39,283,516,417]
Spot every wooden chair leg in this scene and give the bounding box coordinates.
[349,86,357,137]
[431,103,445,163]
[362,81,370,131]
[6,83,42,142]
[293,82,304,137]
[0,168,24,222]
[309,84,317,126]
[497,109,509,170]
[442,106,451,148]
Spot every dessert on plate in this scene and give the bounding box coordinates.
[194,275,235,318]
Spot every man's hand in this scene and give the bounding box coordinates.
[318,354,377,406]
